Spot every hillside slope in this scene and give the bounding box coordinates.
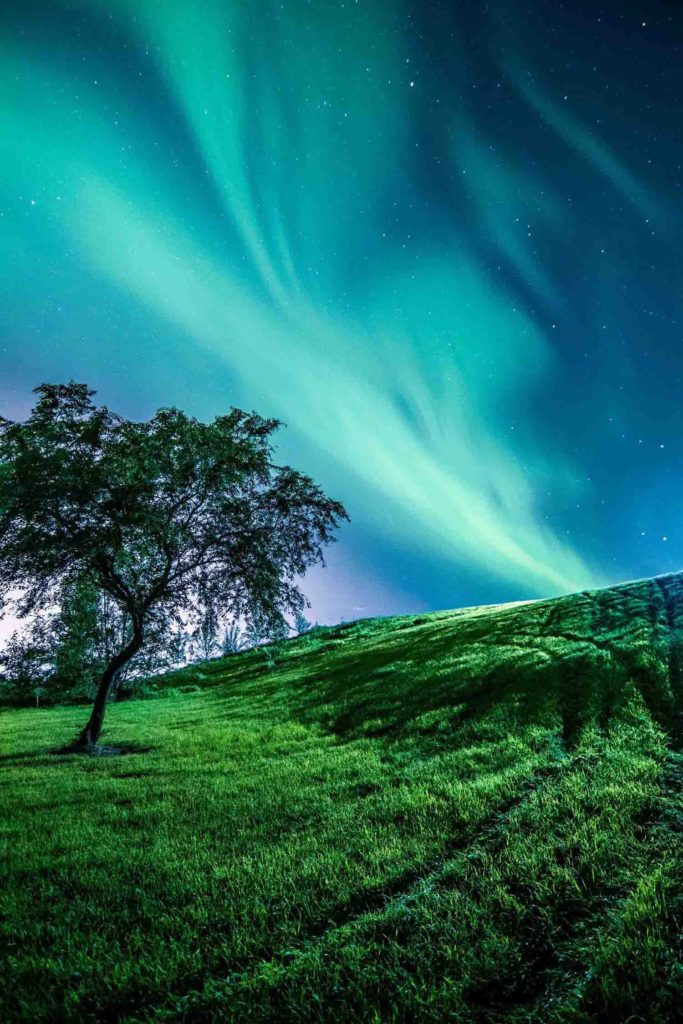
[1,574,682,1022]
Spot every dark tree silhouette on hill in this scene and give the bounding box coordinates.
[0,383,348,750]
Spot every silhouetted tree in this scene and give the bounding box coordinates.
[1,575,103,705]
[294,611,312,635]
[51,575,102,699]
[0,615,53,706]
[191,583,222,661]
[0,383,348,749]
[221,622,246,656]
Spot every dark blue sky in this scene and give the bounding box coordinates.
[1,0,682,623]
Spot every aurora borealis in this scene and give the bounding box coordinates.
[2,1,682,622]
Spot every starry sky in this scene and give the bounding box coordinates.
[1,0,682,625]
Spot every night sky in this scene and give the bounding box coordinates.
[2,0,683,625]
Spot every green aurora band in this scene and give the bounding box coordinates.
[2,0,667,602]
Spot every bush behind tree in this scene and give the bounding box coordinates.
[0,575,186,706]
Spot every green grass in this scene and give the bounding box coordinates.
[1,574,682,1022]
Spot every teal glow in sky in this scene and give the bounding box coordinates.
[2,1,682,621]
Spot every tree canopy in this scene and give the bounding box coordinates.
[0,383,348,749]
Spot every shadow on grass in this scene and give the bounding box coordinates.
[202,577,683,748]
[0,744,155,764]
[52,742,154,758]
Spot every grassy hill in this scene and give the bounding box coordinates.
[1,573,682,1022]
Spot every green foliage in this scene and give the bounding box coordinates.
[0,573,682,1021]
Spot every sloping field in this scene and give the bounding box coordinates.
[1,574,682,1022]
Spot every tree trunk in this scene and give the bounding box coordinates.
[71,627,144,752]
